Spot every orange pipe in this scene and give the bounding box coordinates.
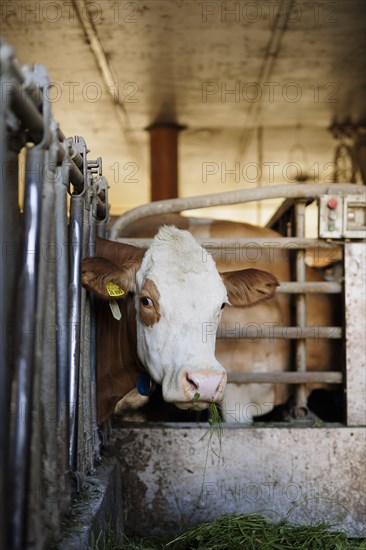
[147,124,183,201]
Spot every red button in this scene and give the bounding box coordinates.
[327,198,338,209]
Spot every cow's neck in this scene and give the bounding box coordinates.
[96,293,144,423]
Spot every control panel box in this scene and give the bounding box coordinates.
[343,195,366,238]
[319,194,366,239]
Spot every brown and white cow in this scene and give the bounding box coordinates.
[82,225,279,423]
[116,214,341,423]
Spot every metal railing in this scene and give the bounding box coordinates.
[110,183,364,237]
[0,42,109,550]
[112,184,365,421]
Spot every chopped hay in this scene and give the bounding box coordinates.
[165,513,365,549]
[90,514,365,549]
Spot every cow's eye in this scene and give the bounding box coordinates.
[221,303,226,310]
[141,296,153,308]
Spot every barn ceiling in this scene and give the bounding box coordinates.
[2,0,366,225]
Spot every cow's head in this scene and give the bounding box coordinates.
[82,226,278,411]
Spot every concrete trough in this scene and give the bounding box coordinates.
[113,423,366,538]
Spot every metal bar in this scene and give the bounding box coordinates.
[6,81,44,143]
[110,183,365,237]
[0,43,24,83]
[55,162,69,472]
[31,142,58,547]
[68,157,84,191]
[227,372,343,384]
[0,95,20,550]
[96,176,109,238]
[0,86,7,550]
[276,282,342,294]
[294,202,308,409]
[79,196,92,472]
[10,147,44,550]
[217,326,342,340]
[115,237,343,250]
[68,194,84,471]
[88,196,100,462]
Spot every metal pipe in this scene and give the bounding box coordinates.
[68,194,84,471]
[88,200,100,461]
[68,137,88,472]
[96,176,109,237]
[55,162,69,471]
[8,81,44,142]
[79,201,93,471]
[115,236,343,250]
[0,91,7,550]
[67,137,84,168]
[276,282,342,294]
[31,141,58,537]
[294,201,308,409]
[217,326,342,340]
[0,95,20,550]
[10,147,44,550]
[68,157,84,191]
[110,183,365,238]
[227,372,343,384]
[0,43,24,83]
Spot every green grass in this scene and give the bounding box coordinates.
[198,402,224,462]
[165,514,365,550]
[89,514,365,549]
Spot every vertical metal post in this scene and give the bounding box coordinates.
[0,98,21,550]
[68,191,85,471]
[94,177,108,452]
[88,184,100,462]
[294,201,308,412]
[0,93,7,550]
[10,147,44,550]
[30,138,58,547]
[68,138,87,472]
[78,190,92,472]
[55,161,70,479]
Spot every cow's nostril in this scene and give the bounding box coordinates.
[185,373,200,391]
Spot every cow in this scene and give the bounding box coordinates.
[114,214,341,423]
[81,225,279,424]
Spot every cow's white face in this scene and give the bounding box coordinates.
[135,226,228,409]
[82,225,279,416]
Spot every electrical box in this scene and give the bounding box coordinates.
[319,194,366,239]
[343,195,366,238]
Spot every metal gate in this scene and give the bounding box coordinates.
[110,183,366,425]
[0,42,108,549]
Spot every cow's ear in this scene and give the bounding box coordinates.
[82,256,140,300]
[220,268,279,307]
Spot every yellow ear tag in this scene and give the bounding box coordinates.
[106,282,125,297]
